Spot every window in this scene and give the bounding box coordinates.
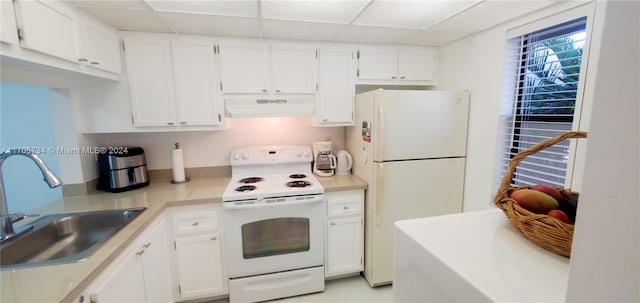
[498,17,587,188]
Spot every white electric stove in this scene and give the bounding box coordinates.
[222,145,326,303]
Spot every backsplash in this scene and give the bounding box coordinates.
[86,117,345,178]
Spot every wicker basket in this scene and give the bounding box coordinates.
[493,131,587,257]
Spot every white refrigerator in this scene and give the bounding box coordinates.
[346,89,470,287]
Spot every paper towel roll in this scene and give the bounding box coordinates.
[172,148,186,183]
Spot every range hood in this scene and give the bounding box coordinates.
[224,96,316,118]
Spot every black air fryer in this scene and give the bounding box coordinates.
[97,147,150,192]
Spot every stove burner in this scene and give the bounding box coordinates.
[286,180,312,188]
[235,185,257,192]
[239,177,264,184]
[289,174,307,179]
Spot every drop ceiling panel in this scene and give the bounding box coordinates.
[80,6,174,33]
[354,0,478,29]
[69,0,150,10]
[145,0,258,17]
[261,20,345,41]
[402,31,470,46]
[334,25,416,44]
[261,0,370,24]
[158,13,259,38]
[430,0,558,32]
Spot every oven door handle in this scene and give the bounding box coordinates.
[223,196,324,210]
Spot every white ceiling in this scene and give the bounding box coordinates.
[67,0,562,46]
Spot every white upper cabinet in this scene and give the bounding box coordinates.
[124,37,177,127]
[123,33,224,129]
[77,12,122,74]
[398,46,436,81]
[13,0,79,63]
[1,1,19,45]
[219,41,317,94]
[271,44,317,94]
[218,43,270,93]
[172,38,223,126]
[315,46,356,126]
[357,45,437,84]
[357,47,397,81]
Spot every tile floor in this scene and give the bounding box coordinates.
[213,275,393,303]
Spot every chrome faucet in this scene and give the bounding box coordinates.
[0,148,63,242]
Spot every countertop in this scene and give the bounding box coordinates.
[1,174,366,303]
[393,209,570,302]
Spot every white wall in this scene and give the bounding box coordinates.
[436,1,592,211]
[566,1,639,301]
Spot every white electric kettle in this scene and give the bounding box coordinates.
[335,150,353,175]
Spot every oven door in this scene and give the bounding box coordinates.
[223,194,325,278]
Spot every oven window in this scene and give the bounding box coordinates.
[241,217,310,259]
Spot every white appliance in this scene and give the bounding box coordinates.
[222,146,325,302]
[312,141,336,177]
[346,89,470,287]
[335,150,353,175]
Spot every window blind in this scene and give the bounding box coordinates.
[498,17,587,188]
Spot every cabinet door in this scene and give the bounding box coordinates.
[398,47,435,81]
[78,15,122,74]
[218,43,269,93]
[272,45,317,94]
[14,0,79,62]
[88,246,147,303]
[172,40,223,126]
[1,1,19,45]
[326,216,363,277]
[124,38,177,126]
[357,47,397,80]
[316,47,355,126]
[174,233,225,300]
[140,217,172,303]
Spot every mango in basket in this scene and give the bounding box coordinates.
[531,184,564,201]
[509,189,559,214]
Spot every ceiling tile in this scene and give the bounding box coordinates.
[401,30,470,46]
[68,0,150,10]
[261,0,370,24]
[158,12,259,38]
[261,19,345,41]
[333,25,416,44]
[79,6,174,32]
[145,0,258,18]
[430,0,558,32]
[354,0,478,29]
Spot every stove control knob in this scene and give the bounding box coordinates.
[242,153,250,159]
[232,153,240,160]
[295,151,302,157]
[303,150,311,158]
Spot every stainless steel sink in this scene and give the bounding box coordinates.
[0,207,146,269]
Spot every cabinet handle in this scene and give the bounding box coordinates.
[391,76,397,79]
[136,249,145,256]
[275,89,281,93]
[91,61,100,65]
[400,76,406,79]
[89,293,98,303]
[218,114,222,122]
[211,236,217,240]
[331,222,336,226]
[167,122,174,125]
[143,242,151,248]
[192,221,199,226]
[322,118,329,122]
[78,58,88,63]
[180,121,186,125]
[78,294,85,303]
[261,89,268,92]
[343,206,349,210]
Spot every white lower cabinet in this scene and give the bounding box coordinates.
[86,216,171,303]
[325,190,364,278]
[168,204,228,301]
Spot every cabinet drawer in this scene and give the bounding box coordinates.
[327,199,362,218]
[172,208,218,234]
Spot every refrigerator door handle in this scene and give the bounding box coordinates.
[375,97,384,162]
[375,162,384,226]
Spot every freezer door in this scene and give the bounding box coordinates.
[365,157,465,286]
[375,90,469,161]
